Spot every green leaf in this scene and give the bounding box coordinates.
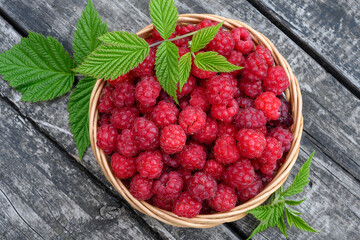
[191,22,223,52]
[68,77,96,159]
[247,202,285,227]
[281,151,315,197]
[285,208,318,233]
[194,51,243,73]
[0,32,75,102]
[74,32,150,80]
[285,199,306,206]
[276,216,288,238]
[149,0,178,40]
[178,52,191,91]
[155,41,179,103]
[73,0,108,64]
[246,223,269,240]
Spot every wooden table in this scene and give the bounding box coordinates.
[0,0,359,239]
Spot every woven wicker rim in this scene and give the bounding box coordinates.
[89,14,303,228]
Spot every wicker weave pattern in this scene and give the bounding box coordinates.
[89,14,303,228]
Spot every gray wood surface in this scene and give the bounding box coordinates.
[0,0,359,239]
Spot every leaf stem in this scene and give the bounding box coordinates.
[148,30,199,48]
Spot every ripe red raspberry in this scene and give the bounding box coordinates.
[255,126,268,136]
[153,171,184,201]
[191,52,217,79]
[111,153,136,179]
[236,97,255,109]
[136,150,163,179]
[268,126,293,152]
[268,95,294,128]
[96,124,118,154]
[101,85,114,97]
[179,106,207,135]
[214,134,240,164]
[231,27,254,55]
[152,195,173,211]
[112,81,136,108]
[238,78,263,98]
[178,46,190,57]
[206,30,235,57]
[217,122,237,138]
[236,174,263,202]
[130,174,154,200]
[189,87,210,112]
[188,172,218,201]
[241,53,268,82]
[135,76,161,108]
[254,92,281,120]
[173,192,202,218]
[107,72,134,87]
[235,107,267,129]
[255,45,274,66]
[211,98,239,123]
[177,75,196,99]
[193,19,219,31]
[222,160,255,189]
[151,100,179,128]
[117,129,139,157]
[178,142,207,170]
[110,107,139,130]
[207,183,237,212]
[206,74,237,105]
[98,95,114,114]
[260,172,275,185]
[132,117,159,150]
[162,153,180,168]
[236,129,266,159]
[260,162,277,175]
[227,50,245,76]
[179,95,190,109]
[263,66,289,95]
[158,90,175,103]
[152,26,176,41]
[160,124,187,154]
[192,117,218,145]
[202,159,225,181]
[136,101,155,115]
[132,48,156,77]
[173,25,194,47]
[178,168,192,189]
[251,158,261,171]
[98,113,110,126]
[259,137,283,165]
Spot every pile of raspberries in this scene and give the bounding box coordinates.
[96,20,294,218]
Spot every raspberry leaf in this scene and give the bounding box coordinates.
[178,52,191,91]
[190,22,223,52]
[247,202,285,227]
[194,51,242,72]
[246,223,269,240]
[285,198,306,206]
[285,208,319,233]
[149,0,178,40]
[73,0,108,64]
[68,77,97,159]
[277,216,288,238]
[155,41,179,103]
[74,32,150,80]
[0,32,75,102]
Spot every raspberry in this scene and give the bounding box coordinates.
[255,126,268,136]
[188,172,218,201]
[214,134,240,164]
[130,174,154,200]
[136,150,163,179]
[255,45,274,67]
[162,153,180,168]
[153,171,184,201]
[236,129,266,159]
[110,107,139,130]
[136,101,155,115]
[173,25,194,47]
[236,97,254,109]
[107,72,134,87]
[179,106,207,135]
[236,174,263,202]
[151,100,179,128]
[268,126,293,152]
[251,159,261,171]
[189,87,210,112]
[152,26,176,41]
[263,66,289,95]
[191,52,217,79]
[227,50,245,76]
[238,78,263,98]
[178,142,207,170]
[192,117,218,145]
[207,183,237,212]
[206,74,237,105]
[135,76,161,108]
[222,160,255,189]
[132,48,156,77]
[173,192,202,218]
[258,137,283,165]
[206,30,235,57]
[111,153,136,179]
[178,168,192,188]
[235,107,267,129]
[241,53,268,82]
[200,201,213,214]
[202,159,225,181]
[112,81,136,108]
[98,113,110,126]
[116,129,139,157]
[160,124,187,154]
[102,85,114,97]
[179,95,190,109]
[132,117,159,150]
[260,172,275,185]
[254,92,281,120]
[152,195,173,211]
[217,122,237,138]
[98,86,114,114]
[178,46,191,57]
[96,124,118,154]
[194,19,219,31]
[231,27,254,55]
[211,98,239,123]
[177,75,196,99]
[158,90,175,103]
[260,162,277,175]
[268,95,293,128]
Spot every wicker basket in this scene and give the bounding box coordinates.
[89,14,303,228]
